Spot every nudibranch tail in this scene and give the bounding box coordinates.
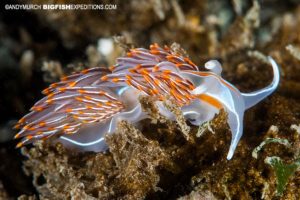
[242,56,280,109]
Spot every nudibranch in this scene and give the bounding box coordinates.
[14,43,280,160]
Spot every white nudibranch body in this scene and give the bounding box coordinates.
[14,44,280,160]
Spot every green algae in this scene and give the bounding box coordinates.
[252,136,300,196]
[264,156,300,196]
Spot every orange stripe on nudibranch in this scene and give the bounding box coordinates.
[58,87,67,92]
[101,75,108,81]
[109,66,115,71]
[14,124,21,129]
[112,78,120,83]
[151,88,159,95]
[38,121,46,127]
[78,89,85,94]
[150,43,160,50]
[68,81,77,87]
[75,97,84,102]
[190,71,239,94]
[184,57,197,67]
[153,78,160,86]
[161,73,171,80]
[84,96,92,100]
[66,108,73,113]
[166,55,178,63]
[125,79,132,86]
[47,93,55,98]
[197,94,223,109]
[50,83,58,88]
[14,133,21,139]
[61,76,69,81]
[140,68,149,75]
[42,88,51,94]
[47,127,56,131]
[81,69,89,74]
[16,142,23,148]
[46,98,54,104]
[128,68,137,73]
[32,106,45,111]
[135,64,142,70]
[105,101,113,106]
[125,75,132,80]
[149,50,160,55]
[26,135,33,140]
[152,65,160,72]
